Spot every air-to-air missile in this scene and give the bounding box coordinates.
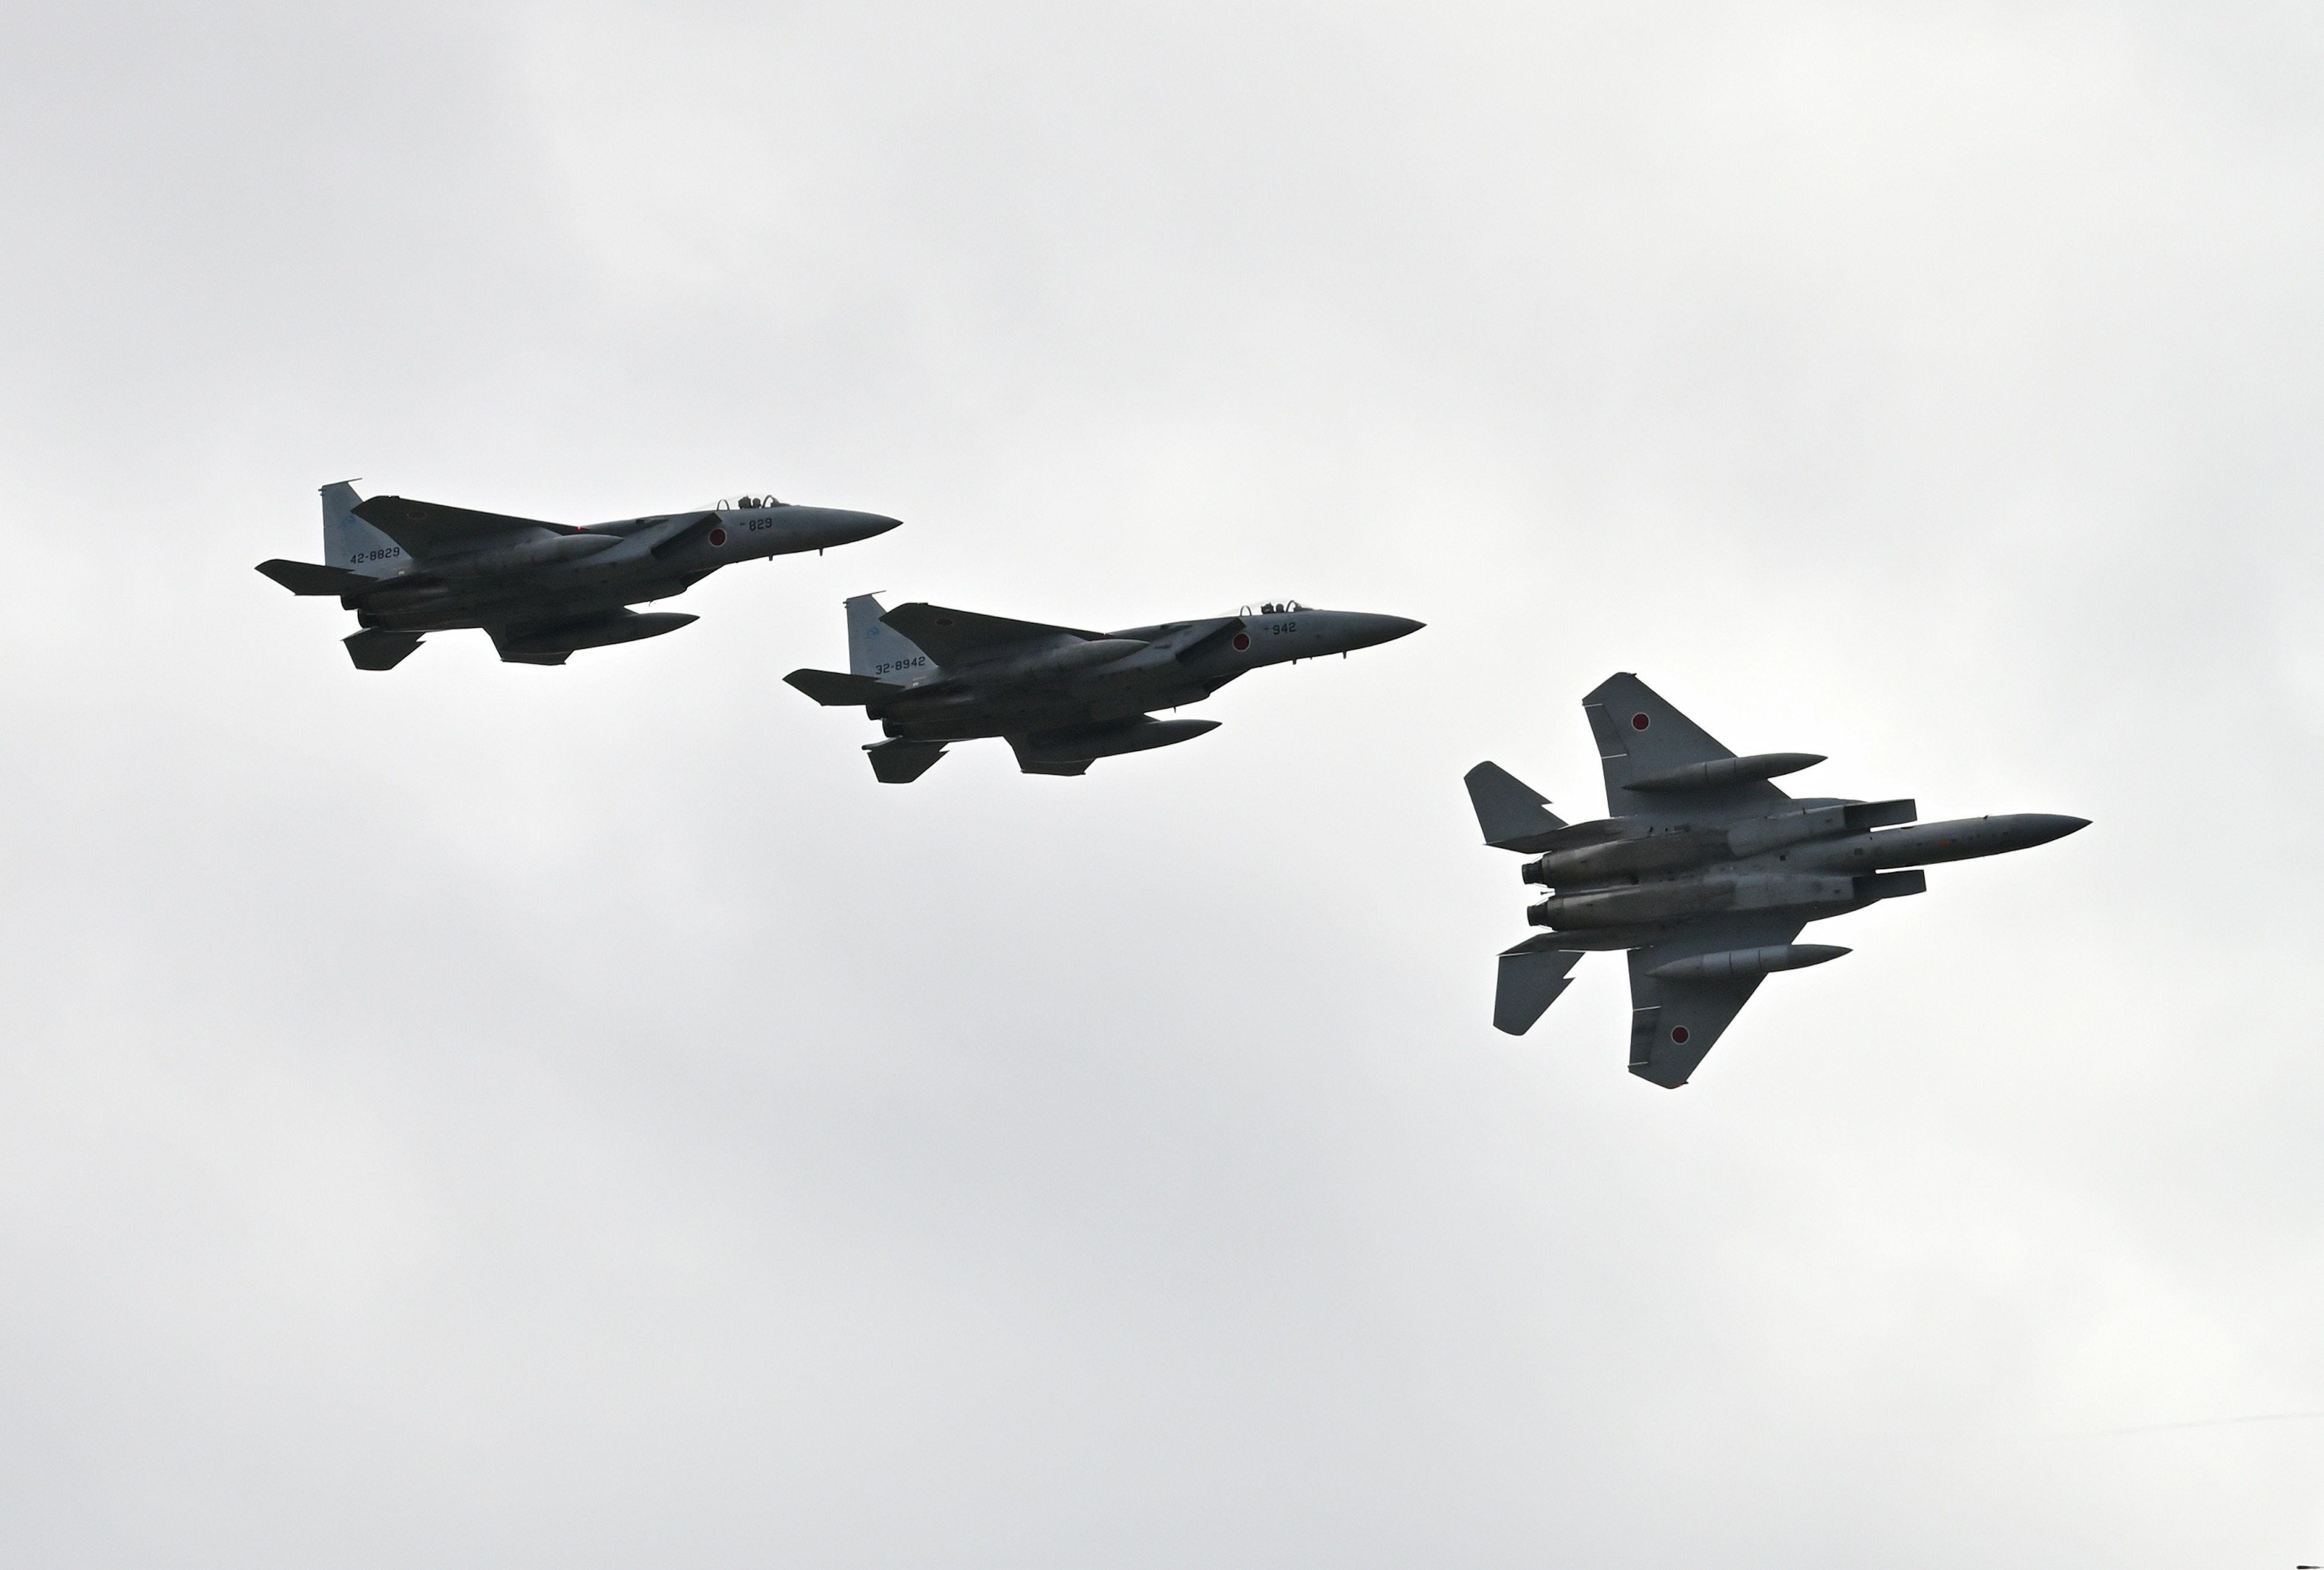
[1467,673,2087,1088]
[785,594,1422,781]
[258,482,900,669]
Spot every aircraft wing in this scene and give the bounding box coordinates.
[1623,915,1808,1088]
[879,602,1108,667]
[1583,672,1791,818]
[352,494,579,557]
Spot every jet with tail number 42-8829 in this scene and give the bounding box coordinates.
[257,482,901,669]
[785,593,1422,781]
[1467,673,2087,1088]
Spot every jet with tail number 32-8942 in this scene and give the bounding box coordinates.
[257,482,901,669]
[785,593,1423,781]
[1468,673,2087,1088]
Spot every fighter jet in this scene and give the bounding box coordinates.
[786,594,1423,780]
[1468,673,2087,1088]
[257,482,901,669]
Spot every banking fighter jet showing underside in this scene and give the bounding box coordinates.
[257,482,901,669]
[786,594,1422,780]
[1468,673,2087,1088]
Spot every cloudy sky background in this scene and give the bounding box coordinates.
[2,1,2319,1564]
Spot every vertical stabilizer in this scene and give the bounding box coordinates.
[321,481,405,576]
[845,593,937,678]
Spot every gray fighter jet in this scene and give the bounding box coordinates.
[1468,673,2087,1088]
[786,594,1422,780]
[257,482,901,668]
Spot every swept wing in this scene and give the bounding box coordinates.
[352,495,582,557]
[1583,672,1792,819]
[878,602,1107,667]
[1622,914,1808,1087]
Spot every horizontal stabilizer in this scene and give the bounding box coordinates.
[786,668,904,706]
[257,559,381,596]
[1494,945,1583,1036]
[866,738,948,784]
[1464,761,1569,851]
[344,628,424,671]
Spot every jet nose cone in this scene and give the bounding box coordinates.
[799,507,903,547]
[2017,813,2092,847]
[1344,613,1425,649]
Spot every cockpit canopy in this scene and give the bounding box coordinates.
[1241,598,1308,616]
[718,493,784,511]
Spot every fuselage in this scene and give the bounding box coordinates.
[868,605,1423,742]
[347,504,899,634]
[1520,803,2089,946]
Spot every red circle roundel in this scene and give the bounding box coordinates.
[708,527,728,547]
[1232,632,1251,651]
[1631,712,1650,731]
[1670,1025,1690,1045]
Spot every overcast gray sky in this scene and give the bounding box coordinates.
[1,1,2319,1565]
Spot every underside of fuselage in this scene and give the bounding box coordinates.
[874,673,1229,743]
[349,570,712,634]
[1506,888,1892,952]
